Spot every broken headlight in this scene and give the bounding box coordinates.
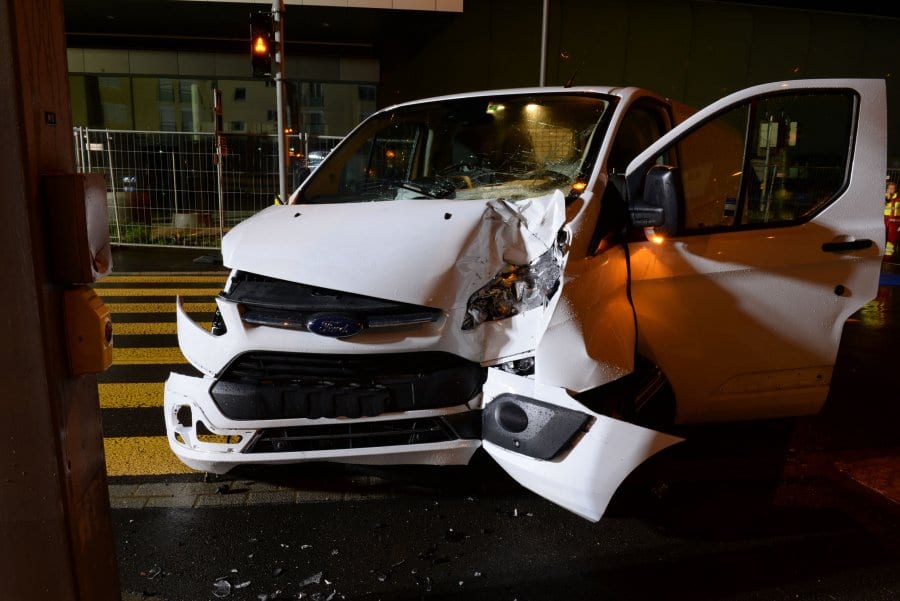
[462,239,564,330]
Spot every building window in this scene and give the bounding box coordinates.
[304,82,324,108]
[101,102,129,127]
[267,109,277,122]
[181,108,195,131]
[358,85,376,102]
[160,106,176,132]
[179,80,196,103]
[159,79,175,102]
[305,111,325,135]
[234,87,247,101]
[229,120,246,132]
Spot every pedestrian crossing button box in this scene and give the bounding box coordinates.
[64,286,113,376]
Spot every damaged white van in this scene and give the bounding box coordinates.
[165,79,885,521]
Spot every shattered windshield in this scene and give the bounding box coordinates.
[296,93,613,204]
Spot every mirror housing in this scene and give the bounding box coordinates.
[628,164,683,237]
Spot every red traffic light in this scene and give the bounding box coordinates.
[249,12,274,77]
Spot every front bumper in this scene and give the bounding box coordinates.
[164,371,483,473]
[164,280,679,526]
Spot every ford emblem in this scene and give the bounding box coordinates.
[306,313,364,338]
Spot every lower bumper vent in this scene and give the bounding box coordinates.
[244,412,481,453]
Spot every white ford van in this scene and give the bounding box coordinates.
[165,79,885,521]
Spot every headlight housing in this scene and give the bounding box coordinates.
[462,236,565,330]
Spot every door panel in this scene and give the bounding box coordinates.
[625,79,885,423]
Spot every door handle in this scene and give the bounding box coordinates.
[821,238,873,253]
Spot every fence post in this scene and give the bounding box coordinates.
[73,127,83,172]
[303,131,309,168]
[84,128,93,172]
[214,89,226,248]
[171,152,179,214]
[105,131,122,242]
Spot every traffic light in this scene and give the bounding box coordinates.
[250,12,274,78]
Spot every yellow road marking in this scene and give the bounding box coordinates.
[114,347,187,365]
[97,288,223,297]
[112,322,211,335]
[100,275,228,284]
[104,436,196,476]
[99,382,164,408]
[107,302,217,314]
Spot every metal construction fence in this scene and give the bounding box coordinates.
[888,168,900,186]
[74,128,900,250]
[73,127,343,249]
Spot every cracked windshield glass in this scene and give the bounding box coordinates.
[298,93,611,203]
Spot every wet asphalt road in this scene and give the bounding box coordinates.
[115,474,899,601]
[111,250,900,601]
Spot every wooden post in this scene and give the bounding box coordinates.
[0,0,121,599]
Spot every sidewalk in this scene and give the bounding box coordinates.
[110,245,227,273]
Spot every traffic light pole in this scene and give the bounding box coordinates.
[273,0,287,203]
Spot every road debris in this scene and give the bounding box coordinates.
[212,577,232,598]
[299,572,323,587]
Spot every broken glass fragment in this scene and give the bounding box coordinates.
[212,577,232,598]
[299,572,323,587]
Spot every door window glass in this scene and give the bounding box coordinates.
[677,104,748,230]
[742,94,853,225]
[657,91,855,234]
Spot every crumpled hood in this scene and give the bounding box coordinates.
[222,191,567,310]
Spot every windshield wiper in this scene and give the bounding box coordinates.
[393,178,457,199]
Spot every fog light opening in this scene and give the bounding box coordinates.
[196,421,242,445]
[175,405,193,427]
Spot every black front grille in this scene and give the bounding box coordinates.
[244,412,480,453]
[211,351,487,420]
[222,271,443,333]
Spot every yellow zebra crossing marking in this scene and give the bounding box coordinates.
[104,436,196,476]
[100,274,228,284]
[97,287,223,297]
[106,302,217,314]
[112,322,211,336]
[99,382,164,408]
[113,346,187,365]
[101,273,225,478]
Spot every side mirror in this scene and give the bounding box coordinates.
[628,164,682,237]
